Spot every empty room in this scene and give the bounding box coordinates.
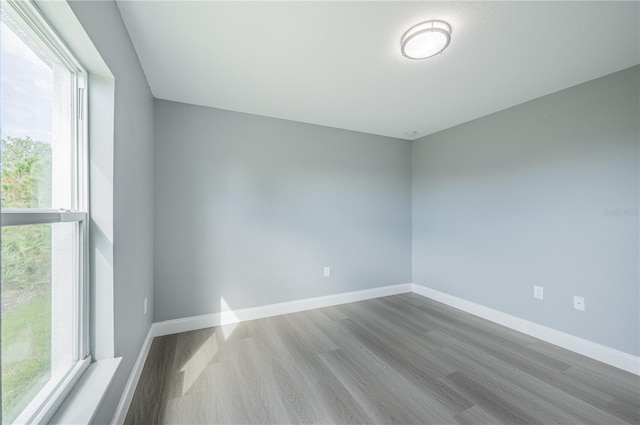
[0,0,638,424]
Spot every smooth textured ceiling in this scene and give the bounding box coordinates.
[116,1,639,140]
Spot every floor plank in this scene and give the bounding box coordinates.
[124,295,640,424]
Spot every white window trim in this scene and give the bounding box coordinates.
[27,0,122,421]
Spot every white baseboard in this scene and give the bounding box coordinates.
[411,283,640,376]
[111,283,412,423]
[111,323,160,425]
[153,283,413,337]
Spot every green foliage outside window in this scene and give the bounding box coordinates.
[1,136,52,290]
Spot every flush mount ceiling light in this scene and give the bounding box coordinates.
[401,20,452,60]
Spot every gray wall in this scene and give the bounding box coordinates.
[154,100,411,322]
[68,2,155,423]
[412,66,639,356]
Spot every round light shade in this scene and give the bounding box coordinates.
[401,20,452,60]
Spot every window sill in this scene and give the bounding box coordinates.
[49,357,122,425]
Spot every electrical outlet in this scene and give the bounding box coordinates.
[323,266,331,277]
[533,285,543,300]
[144,297,148,315]
[574,296,585,311]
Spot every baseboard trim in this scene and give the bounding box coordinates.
[411,283,640,376]
[153,283,413,337]
[111,323,160,425]
[111,283,412,422]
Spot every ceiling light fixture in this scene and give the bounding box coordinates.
[401,20,452,60]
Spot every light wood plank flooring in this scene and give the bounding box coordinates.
[125,293,640,424]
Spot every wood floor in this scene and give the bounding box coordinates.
[125,293,640,424]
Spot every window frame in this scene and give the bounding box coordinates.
[1,0,90,423]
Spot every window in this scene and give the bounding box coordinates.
[1,1,89,423]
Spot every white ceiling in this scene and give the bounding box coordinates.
[116,1,639,140]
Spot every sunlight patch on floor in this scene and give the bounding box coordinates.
[180,332,218,395]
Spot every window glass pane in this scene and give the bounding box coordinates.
[1,222,75,423]
[1,2,85,422]
[1,13,74,210]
